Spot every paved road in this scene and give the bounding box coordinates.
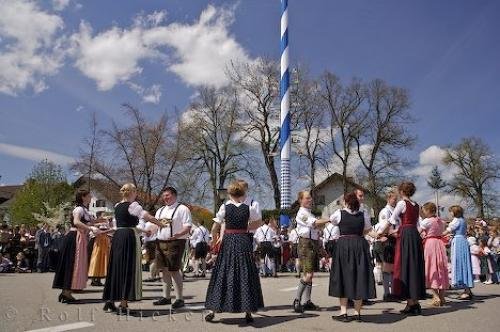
[1,272,499,332]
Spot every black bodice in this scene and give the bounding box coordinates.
[114,202,139,228]
[339,210,364,236]
[225,204,250,230]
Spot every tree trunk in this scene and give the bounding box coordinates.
[477,190,485,219]
[435,190,440,217]
[265,155,281,209]
[342,163,348,195]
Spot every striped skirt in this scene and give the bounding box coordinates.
[103,228,142,301]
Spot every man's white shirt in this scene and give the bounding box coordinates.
[155,202,192,240]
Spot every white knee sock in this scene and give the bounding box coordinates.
[171,270,183,301]
[193,259,199,275]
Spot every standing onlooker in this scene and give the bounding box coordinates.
[254,220,276,277]
[469,237,481,283]
[479,239,494,284]
[190,220,210,278]
[38,223,52,273]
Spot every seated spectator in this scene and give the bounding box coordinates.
[0,253,14,273]
[15,252,31,273]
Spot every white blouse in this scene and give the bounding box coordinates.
[446,217,462,233]
[329,208,373,231]
[73,206,93,223]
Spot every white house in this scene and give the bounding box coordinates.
[73,177,119,216]
[310,173,383,221]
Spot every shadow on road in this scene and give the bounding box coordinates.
[213,313,319,328]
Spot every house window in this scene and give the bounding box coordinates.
[316,195,325,205]
[95,199,107,208]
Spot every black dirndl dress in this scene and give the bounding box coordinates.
[205,203,264,313]
[103,202,142,301]
[329,210,376,300]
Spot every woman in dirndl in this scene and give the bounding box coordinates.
[328,193,377,322]
[204,181,263,323]
[442,205,474,299]
[420,202,449,306]
[378,182,426,315]
[53,190,104,303]
[102,183,161,314]
[88,214,112,286]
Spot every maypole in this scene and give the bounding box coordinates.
[280,0,291,227]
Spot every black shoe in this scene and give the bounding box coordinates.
[363,300,374,306]
[302,301,320,311]
[409,303,422,316]
[205,312,215,322]
[293,299,304,313]
[200,273,206,278]
[153,297,171,306]
[172,299,185,309]
[103,302,117,313]
[354,314,363,322]
[332,314,351,323]
[245,312,254,323]
[143,277,157,282]
[58,293,76,303]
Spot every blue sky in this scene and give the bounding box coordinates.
[1,0,499,204]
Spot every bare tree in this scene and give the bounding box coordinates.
[73,105,185,210]
[227,59,282,209]
[320,72,364,194]
[181,87,252,213]
[444,137,500,218]
[354,79,416,214]
[291,68,330,198]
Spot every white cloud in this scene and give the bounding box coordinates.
[411,145,462,211]
[144,5,251,87]
[52,0,70,11]
[69,21,161,91]
[0,142,75,165]
[127,82,162,104]
[0,0,66,96]
[69,5,250,92]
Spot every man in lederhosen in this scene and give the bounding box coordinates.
[254,219,276,277]
[153,187,192,308]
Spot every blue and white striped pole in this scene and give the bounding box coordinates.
[280,0,291,227]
